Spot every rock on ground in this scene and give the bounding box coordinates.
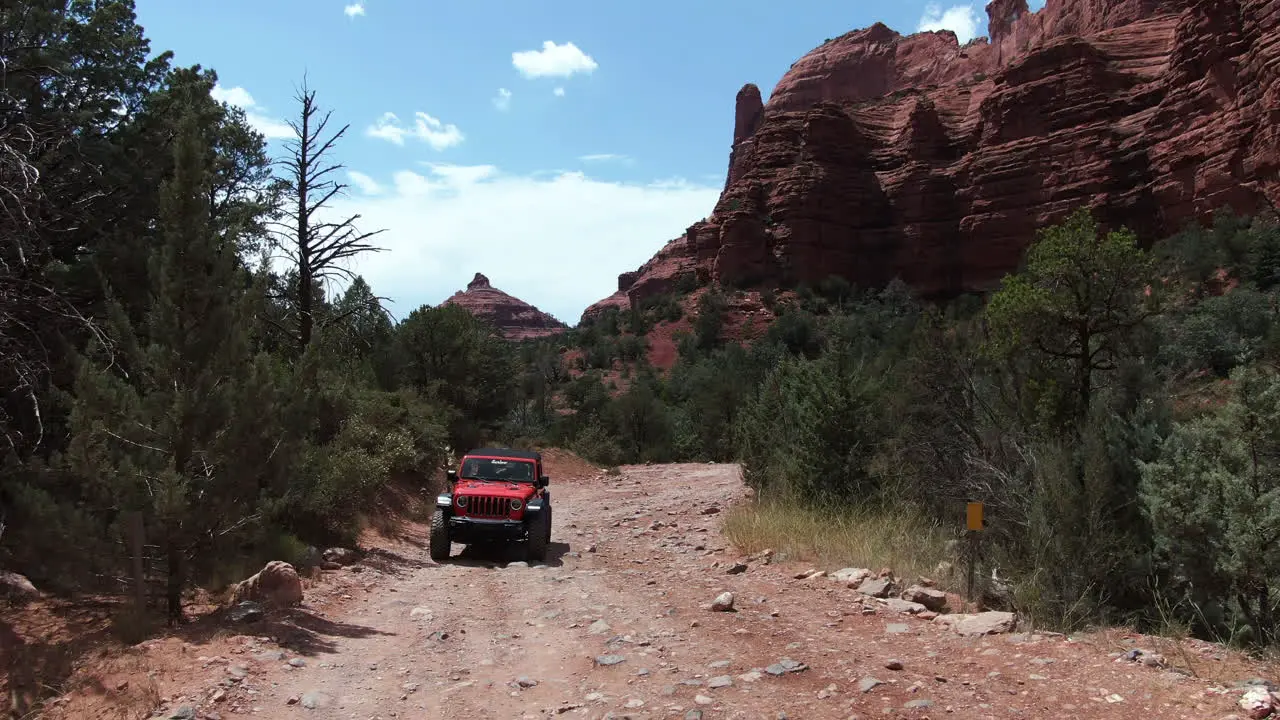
[227,560,303,607]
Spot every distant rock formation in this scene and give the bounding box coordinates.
[444,273,567,340]
[584,0,1280,322]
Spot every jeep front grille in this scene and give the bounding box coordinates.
[464,495,508,518]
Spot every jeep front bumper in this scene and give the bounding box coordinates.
[447,516,527,542]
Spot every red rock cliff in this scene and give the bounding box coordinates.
[583,0,1280,321]
[444,273,567,341]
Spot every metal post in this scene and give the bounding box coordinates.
[965,502,984,606]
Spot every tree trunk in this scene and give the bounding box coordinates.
[166,535,184,624]
[1076,325,1091,427]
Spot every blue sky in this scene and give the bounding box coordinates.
[133,0,1021,325]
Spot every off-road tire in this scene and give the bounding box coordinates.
[526,508,551,563]
[429,508,451,562]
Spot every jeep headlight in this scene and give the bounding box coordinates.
[509,498,523,511]
[456,495,468,508]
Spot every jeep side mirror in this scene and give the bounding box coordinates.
[446,469,457,483]
[538,475,550,488]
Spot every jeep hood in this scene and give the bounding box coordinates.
[454,479,535,498]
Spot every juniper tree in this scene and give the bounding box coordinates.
[985,207,1160,431]
[1140,366,1280,646]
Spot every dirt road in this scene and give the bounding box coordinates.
[109,461,1267,720]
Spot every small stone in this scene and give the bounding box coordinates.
[902,585,949,612]
[726,563,747,575]
[589,619,612,635]
[884,598,927,614]
[885,660,903,671]
[685,711,704,720]
[708,675,733,689]
[710,592,735,612]
[904,699,934,709]
[858,677,883,693]
[694,694,714,705]
[515,676,538,688]
[300,691,330,709]
[227,601,264,623]
[830,567,872,585]
[856,577,895,598]
[288,657,306,668]
[954,611,1017,636]
[1239,686,1276,718]
[166,706,197,720]
[596,654,626,666]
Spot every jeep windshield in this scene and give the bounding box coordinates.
[459,458,535,482]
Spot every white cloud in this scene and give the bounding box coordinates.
[210,84,294,140]
[512,41,598,79]
[325,164,719,324]
[344,3,365,17]
[366,111,464,150]
[579,153,631,164]
[492,87,512,111]
[917,3,982,44]
[347,170,383,196]
[553,86,566,97]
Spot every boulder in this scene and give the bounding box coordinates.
[0,571,39,602]
[228,560,303,608]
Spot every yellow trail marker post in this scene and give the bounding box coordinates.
[966,502,983,531]
[965,502,983,603]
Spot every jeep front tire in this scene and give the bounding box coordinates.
[429,508,451,562]
[526,508,550,563]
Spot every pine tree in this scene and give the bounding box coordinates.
[67,103,262,622]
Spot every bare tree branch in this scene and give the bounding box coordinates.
[269,77,386,352]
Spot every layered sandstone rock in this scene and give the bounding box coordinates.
[444,273,567,341]
[583,0,1280,321]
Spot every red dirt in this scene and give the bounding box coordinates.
[12,456,1278,719]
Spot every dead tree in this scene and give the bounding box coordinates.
[270,77,384,352]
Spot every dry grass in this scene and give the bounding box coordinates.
[722,499,953,586]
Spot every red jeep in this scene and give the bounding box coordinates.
[430,447,552,562]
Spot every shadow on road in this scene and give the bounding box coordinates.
[267,609,396,656]
[173,604,395,657]
[359,546,432,574]
[444,540,572,568]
